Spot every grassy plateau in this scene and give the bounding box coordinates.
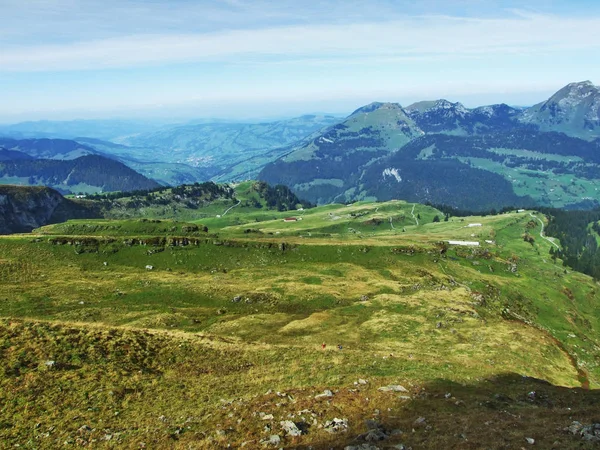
[1,193,599,448]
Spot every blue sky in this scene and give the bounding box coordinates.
[1,0,599,122]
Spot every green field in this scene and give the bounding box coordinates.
[1,200,599,448]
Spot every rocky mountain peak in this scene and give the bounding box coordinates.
[520,81,600,139]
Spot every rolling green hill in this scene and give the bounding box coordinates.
[0,198,599,448]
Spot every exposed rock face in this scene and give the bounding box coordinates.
[0,185,99,234]
[0,185,64,234]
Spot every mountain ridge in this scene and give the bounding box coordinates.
[260,81,600,209]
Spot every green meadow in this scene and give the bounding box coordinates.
[1,199,599,448]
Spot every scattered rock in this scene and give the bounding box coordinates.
[565,421,600,442]
[261,414,274,421]
[357,379,368,385]
[378,385,409,393]
[44,360,55,368]
[232,296,242,303]
[364,427,388,442]
[145,265,154,270]
[324,418,348,433]
[436,322,443,329]
[414,417,426,426]
[345,445,381,450]
[526,437,535,444]
[77,425,92,434]
[315,390,334,399]
[360,295,369,302]
[266,434,280,445]
[280,420,303,437]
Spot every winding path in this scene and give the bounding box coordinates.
[410,204,419,226]
[222,200,241,216]
[529,212,560,250]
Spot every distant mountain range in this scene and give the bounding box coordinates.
[1,81,599,210]
[260,81,600,209]
[0,139,160,194]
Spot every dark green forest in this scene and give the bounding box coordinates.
[539,207,600,279]
[0,155,159,193]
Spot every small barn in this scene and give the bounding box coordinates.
[283,217,298,223]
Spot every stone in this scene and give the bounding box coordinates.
[414,417,426,425]
[280,420,303,437]
[324,418,348,433]
[360,295,369,302]
[315,390,334,399]
[268,434,280,445]
[44,360,55,368]
[364,428,388,442]
[232,296,242,303]
[261,414,274,421]
[358,379,368,385]
[378,385,409,393]
[526,437,535,444]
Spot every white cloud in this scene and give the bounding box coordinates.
[2,12,600,72]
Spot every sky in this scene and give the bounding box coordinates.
[1,0,600,122]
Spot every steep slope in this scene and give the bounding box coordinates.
[0,155,161,194]
[259,103,423,203]
[360,152,530,210]
[358,130,600,209]
[520,81,600,140]
[0,185,99,234]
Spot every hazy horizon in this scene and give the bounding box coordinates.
[2,0,599,122]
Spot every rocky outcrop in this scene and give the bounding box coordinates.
[0,185,99,234]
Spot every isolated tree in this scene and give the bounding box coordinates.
[433,215,440,223]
